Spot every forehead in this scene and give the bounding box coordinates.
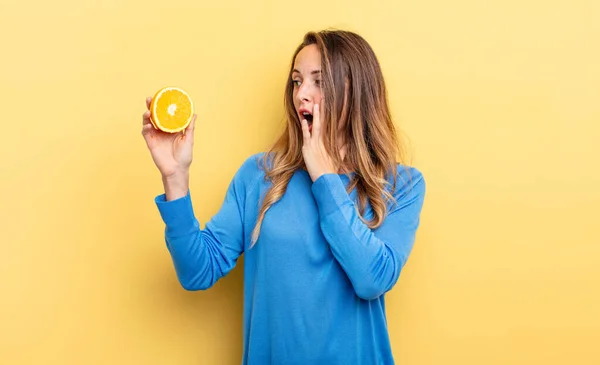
[293,44,321,71]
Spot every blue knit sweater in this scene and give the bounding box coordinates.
[155,153,426,364]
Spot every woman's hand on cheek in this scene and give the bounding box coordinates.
[301,104,338,182]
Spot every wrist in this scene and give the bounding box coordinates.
[310,171,323,183]
[311,169,336,183]
[162,170,190,201]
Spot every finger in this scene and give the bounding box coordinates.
[188,114,196,132]
[141,122,155,136]
[146,97,152,110]
[301,119,311,145]
[184,114,196,141]
[142,111,152,126]
[312,104,321,140]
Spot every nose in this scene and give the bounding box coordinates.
[296,82,311,104]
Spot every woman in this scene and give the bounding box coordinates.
[141,29,426,365]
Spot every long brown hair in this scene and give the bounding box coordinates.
[251,29,408,245]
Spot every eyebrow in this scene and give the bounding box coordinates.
[292,69,321,75]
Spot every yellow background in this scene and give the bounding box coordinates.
[1,0,598,364]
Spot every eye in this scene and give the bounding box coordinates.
[315,79,322,87]
[292,79,301,87]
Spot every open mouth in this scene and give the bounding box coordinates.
[300,112,313,125]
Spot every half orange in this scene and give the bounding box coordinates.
[149,87,194,133]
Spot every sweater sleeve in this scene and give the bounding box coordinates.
[310,168,426,300]
[154,156,259,291]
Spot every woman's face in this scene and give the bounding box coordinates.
[291,44,323,133]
